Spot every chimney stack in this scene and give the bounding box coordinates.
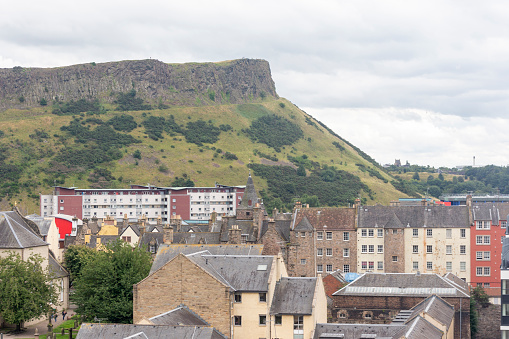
[229,225,241,244]
[163,225,173,244]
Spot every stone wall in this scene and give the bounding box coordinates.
[384,228,405,273]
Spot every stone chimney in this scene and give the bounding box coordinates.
[170,215,182,232]
[272,208,279,219]
[163,225,173,244]
[157,216,162,226]
[294,201,302,212]
[138,222,146,239]
[467,194,473,225]
[229,225,241,244]
[123,214,129,228]
[354,198,361,210]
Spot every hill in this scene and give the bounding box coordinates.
[0,59,409,213]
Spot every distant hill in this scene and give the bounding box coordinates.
[0,59,408,213]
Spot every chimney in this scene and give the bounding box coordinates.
[170,215,182,232]
[467,194,473,225]
[229,225,241,244]
[157,216,162,226]
[138,222,146,239]
[163,225,173,244]
[123,213,129,228]
[294,201,302,212]
[272,208,278,219]
[354,198,361,210]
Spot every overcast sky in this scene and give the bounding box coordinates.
[1,1,508,167]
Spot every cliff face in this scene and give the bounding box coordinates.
[0,58,277,111]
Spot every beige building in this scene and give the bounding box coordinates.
[133,246,327,338]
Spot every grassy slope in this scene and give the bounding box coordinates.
[0,97,408,213]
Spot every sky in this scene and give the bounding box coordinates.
[1,1,509,168]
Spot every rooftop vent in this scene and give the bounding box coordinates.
[257,264,268,271]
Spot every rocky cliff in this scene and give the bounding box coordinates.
[0,58,277,111]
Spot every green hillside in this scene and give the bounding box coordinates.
[0,60,409,214]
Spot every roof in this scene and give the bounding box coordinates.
[294,217,314,232]
[25,215,52,236]
[180,225,209,233]
[404,316,444,339]
[260,219,292,241]
[48,252,69,279]
[172,232,221,245]
[120,224,140,237]
[187,254,274,292]
[405,295,454,330]
[332,273,470,298]
[313,323,407,339]
[150,244,263,274]
[149,306,209,326]
[472,202,509,224]
[138,233,164,248]
[0,210,48,249]
[221,219,259,242]
[270,277,317,315]
[238,174,258,209]
[76,323,224,339]
[293,207,356,230]
[358,205,469,228]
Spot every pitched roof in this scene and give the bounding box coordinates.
[358,205,469,228]
[294,217,314,232]
[25,215,52,236]
[0,210,48,249]
[313,323,407,339]
[404,316,444,339]
[405,295,454,330]
[293,207,356,230]
[138,233,164,248]
[173,232,220,245]
[120,224,140,237]
[188,254,274,292]
[221,219,259,242]
[332,273,470,298]
[76,323,223,339]
[150,244,263,274]
[270,277,317,315]
[48,252,69,279]
[148,306,209,326]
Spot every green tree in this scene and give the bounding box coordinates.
[470,298,478,337]
[297,165,306,177]
[412,172,420,180]
[438,173,444,181]
[0,253,58,332]
[63,245,95,285]
[133,150,141,159]
[471,285,490,308]
[72,240,152,323]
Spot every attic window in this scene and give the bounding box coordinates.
[257,264,267,271]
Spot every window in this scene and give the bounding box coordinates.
[392,229,398,234]
[503,280,509,295]
[234,316,242,326]
[446,262,452,272]
[294,316,303,334]
[326,232,332,240]
[301,232,306,237]
[259,315,266,326]
[484,251,491,260]
[484,235,490,244]
[326,248,332,256]
[413,245,419,254]
[368,245,374,253]
[377,261,383,270]
[426,245,433,254]
[361,245,367,253]
[343,232,349,241]
[413,229,418,237]
[361,229,367,237]
[377,229,384,237]
[413,261,419,270]
[460,245,466,254]
[484,283,490,288]
[362,261,367,270]
[502,221,507,228]
[368,261,374,270]
[476,221,483,229]
[368,229,374,237]
[392,256,398,262]
[300,259,306,265]
[275,315,282,325]
[484,267,491,276]
[426,229,432,237]
[317,248,323,256]
[317,231,323,240]
[446,229,452,239]
[326,264,333,272]
[122,236,131,243]
[317,264,323,273]
[343,265,350,273]
[460,262,466,271]
[460,229,466,238]
[149,244,156,253]
[234,293,242,303]
[446,245,452,255]
[343,248,349,257]
[426,261,433,270]
[377,245,383,253]
[476,267,483,276]
[476,251,483,260]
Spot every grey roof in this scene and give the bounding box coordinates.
[173,232,221,245]
[294,217,314,232]
[472,203,509,224]
[358,205,469,228]
[138,232,164,248]
[0,210,48,249]
[333,273,470,298]
[313,323,407,339]
[238,174,258,209]
[149,305,209,326]
[146,225,163,233]
[188,254,273,292]
[25,215,52,236]
[181,225,209,233]
[270,277,317,315]
[87,235,119,249]
[120,224,140,237]
[404,316,444,339]
[406,295,454,330]
[260,219,292,242]
[48,252,69,279]
[150,244,264,274]
[76,323,223,339]
[221,219,258,242]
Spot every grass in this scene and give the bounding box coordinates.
[38,320,80,339]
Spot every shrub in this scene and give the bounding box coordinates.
[244,114,303,149]
[115,90,152,111]
[39,98,47,106]
[224,152,238,160]
[133,150,141,159]
[108,115,137,132]
[52,99,103,115]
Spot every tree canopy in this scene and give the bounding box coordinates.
[0,253,58,331]
[70,241,152,323]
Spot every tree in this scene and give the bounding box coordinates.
[72,240,152,323]
[412,172,420,180]
[471,285,490,308]
[63,245,95,285]
[0,253,58,332]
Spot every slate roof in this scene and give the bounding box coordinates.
[405,295,454,331]
[181,225,209,233]
[238,174,258,209]
[221,219,258,242]
[173,232,221,245]
[0,210,48,249]
[25,215,52,236]
[138,233,164,248]
[48,252,69,279]
[294,217,314,232]
[313,323,407,339]
[472,203,509,224]
[187,254,274,292]
[149,305,208,326]
[358,205,469,228]
[332,273,470,298]
[270,277,317,315]
[76,323,224,339]
[150,244,263,274]
[146,225,163,233]
[259,219,292,243]
[404,316,444,339]
[293,208,356,230]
